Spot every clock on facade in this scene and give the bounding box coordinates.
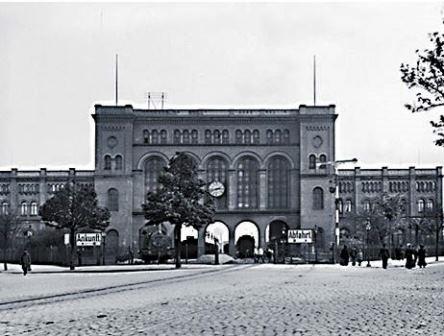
[107,136,118,149]
[208,181,225,198]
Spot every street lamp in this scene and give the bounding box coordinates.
[317,158,358,263]
[366,219,372,267]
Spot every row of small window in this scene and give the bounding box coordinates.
[142,129,291,145]
[339,182,354,193]
[308,154,327,170]
[0,184,10,194]
[0,202,39,216]
[104,155,123,171]
[389,181,409,193]
[357,198,434,213]
[18,184,39,194]
[416,181,435,192]
[362,182,382,193]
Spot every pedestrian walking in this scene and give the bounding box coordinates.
[405,243,416,269]
[339,245,349,266]
[357,248,364,266]
[417,244,427,268]
[350,247,357,266]
[20,249,31,276]
[379,243,389,269]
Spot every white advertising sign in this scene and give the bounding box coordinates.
[76,233,102,246]
[287,229,314,243]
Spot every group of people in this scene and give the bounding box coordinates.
[340,243,428,269]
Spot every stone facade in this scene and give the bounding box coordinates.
[0,103,442,261]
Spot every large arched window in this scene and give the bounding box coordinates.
[143,130,149,144]
[426,199,434,211]
[345,199,353,213]
[30,202,38,216]
[267,156,290,209]
[274,129,282,144]
[183,130,190,144]
[313,187,324,210]
[337,199,343,214]
[235,130,243,144]
[266,130,273,144]
[160,130,167,144]
[244,130,251,144]
[1,202,9,215]
[173,130,181,144]
[253,130,260,144]
[115,155,123,170]
[145,156,167,195]
[237,157,259,209]
[191,130,198,144]
[107,188,119,212]
[207,157,229,209]
[151,130,159,144]
[417,199,425,213]
[104,155,112,170]
[319,154,327,169]
[205,130,212,144]
[283,129,290,144]
[363,200,371,212]
[214,130,221,144]
[309,154,316,170]
[21,202,28,216]
[222,130,229,144]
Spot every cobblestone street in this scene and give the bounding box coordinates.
[0,262,443,335]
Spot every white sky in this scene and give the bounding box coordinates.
[1,2,444,170]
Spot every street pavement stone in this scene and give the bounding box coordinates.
[0,262,443,335]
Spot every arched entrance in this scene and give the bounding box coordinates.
[235,221,259,258]
[181,226,198,259]
[205,221,229,254]
[265,220,289,263]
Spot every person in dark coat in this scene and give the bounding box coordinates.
[405,244,415,269]
[350,247,357,266]
[20,250,31,276]
[417,244,427,268]
[379,243,390,269]
[340,245,349,266]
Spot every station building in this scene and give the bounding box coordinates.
[0,103,442,262]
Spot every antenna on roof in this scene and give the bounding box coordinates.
[145,92,167,109]
[115,54,119,106]
[313,55,317,106]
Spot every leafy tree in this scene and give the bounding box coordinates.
[0,212,22,271]
[401,18,444,146]
[408,207,443,261]
[143,152,215,269]
[345,193,406,257]
[39,183,110,270]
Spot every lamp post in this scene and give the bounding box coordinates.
[366,219,371,267]
[317,158,358,264]
[314,225,318,263]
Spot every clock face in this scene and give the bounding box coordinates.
[208,181,225,198]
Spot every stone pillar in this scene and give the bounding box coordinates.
[228,227,236,257]
[228,169,236,210]
[259,223,267,249]
[381,166,388,193]
[10,169,18,212]
[259,169,267,210]
[290,168,299,211]
[409,167,416,216]
[39,168,47,206]
[197,227,205,258]
[353,167,360,214]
